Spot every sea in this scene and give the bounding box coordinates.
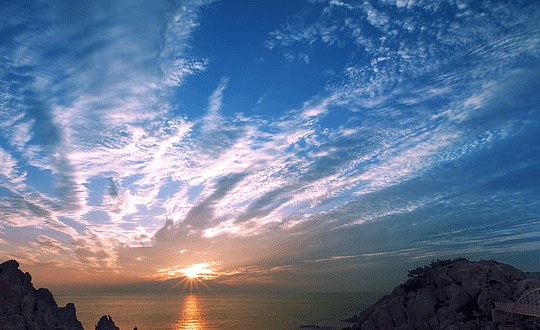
[55,291,383,330]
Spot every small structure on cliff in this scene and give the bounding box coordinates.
[492,288,540,328]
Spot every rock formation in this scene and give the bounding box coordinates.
[95,315,120,330]
[0,259,84,330]
[0,259,139,330]
[352,258,540,330]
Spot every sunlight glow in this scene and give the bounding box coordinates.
[175,294,205,330]
[180,263,214,279]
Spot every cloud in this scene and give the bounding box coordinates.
[214,264,298,285]
[303,248,418,263]
[406,215,540,262]
[183,173,247,226]
[148,58,537,246]
[74,247,110,268]
[0,0,213,272]
[461,67,540,129]
[193,77,250,159]
[0,192,53,226]
[33,235,67,255]
[206,77,229,120]
[0,148,23,186]
[267,0,540,107]
[104,178,137,219]
[1,0,540,285]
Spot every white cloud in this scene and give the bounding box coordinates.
[0,148,19,182]
[0,0,214,269]
[203,77,230,131]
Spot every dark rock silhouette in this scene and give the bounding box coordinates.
[95,315,120,330]
[0,259,84,330]
[343,315,359,323]
[352,258,540,330]
[0,259,136,330]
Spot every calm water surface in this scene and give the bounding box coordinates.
[55,291,382,330]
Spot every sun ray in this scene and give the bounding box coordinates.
[160,263,218,294]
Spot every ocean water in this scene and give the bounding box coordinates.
[55,291,382,330]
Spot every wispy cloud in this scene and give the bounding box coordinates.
[1,0,540,285]
[0,0,213,272]
[33,235,67,255]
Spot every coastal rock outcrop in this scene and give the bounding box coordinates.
[353,258,540,330]
[0,259,84,330]
[95,315,121,330]
[0,259,139,330]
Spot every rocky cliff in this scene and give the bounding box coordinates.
[0,259,84,330]
[352,258,540,330]
[0,259,139,330]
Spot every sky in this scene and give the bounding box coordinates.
[1,0,540,292]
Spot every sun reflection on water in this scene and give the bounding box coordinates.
[175,294,206,330]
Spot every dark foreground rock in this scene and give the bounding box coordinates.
[95,315,120,330]
[0,259,84,330]
[0,259,136,330]
[352,258,540,330]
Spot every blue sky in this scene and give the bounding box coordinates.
[1,0,540,290]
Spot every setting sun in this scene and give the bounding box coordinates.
[180,263,214,279]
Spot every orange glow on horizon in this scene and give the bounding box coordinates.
[154,262,218,282]
[180,263,214,279]
[162,263,217,294]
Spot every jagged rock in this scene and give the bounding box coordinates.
[0,259,84,330]
[95,315,120,330]
[353,259,540,330]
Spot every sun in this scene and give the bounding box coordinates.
[163,262,218,293]
[180,263,214,279]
